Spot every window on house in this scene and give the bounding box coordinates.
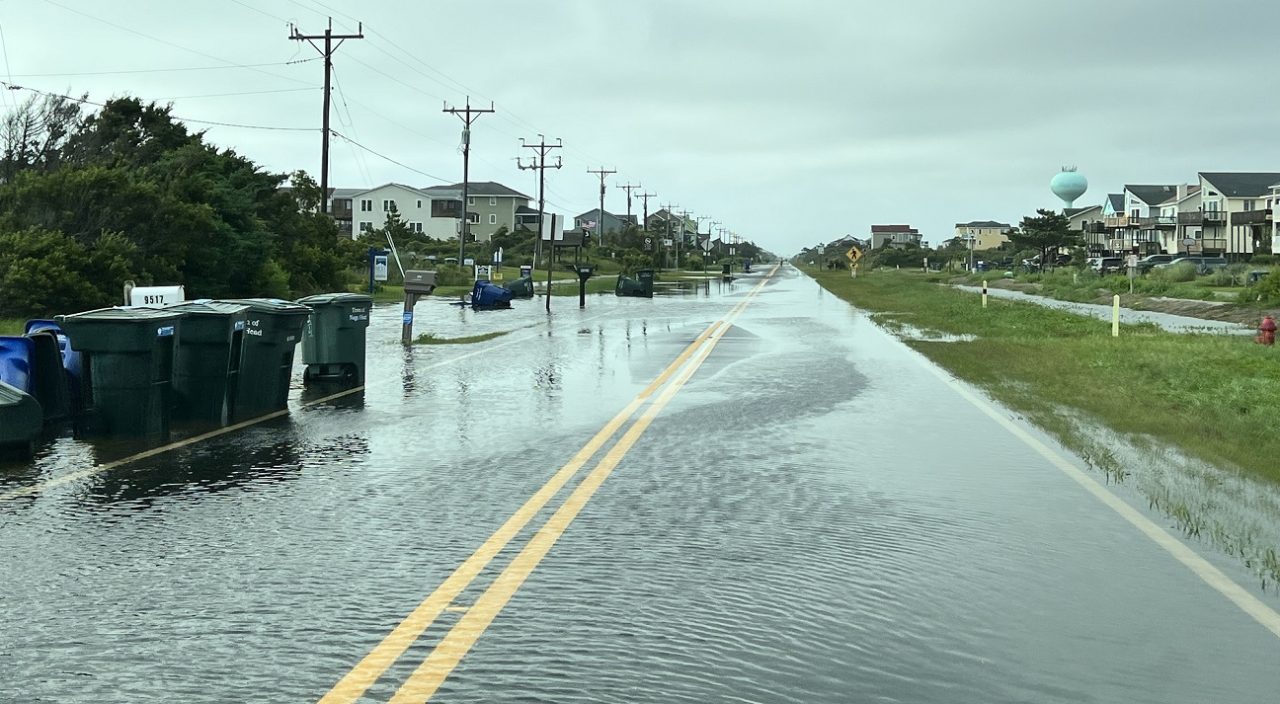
[489,197,497,206]
[360,199,372,212]
[467,212,479,224]
[383,199,397,212]
[1130,209,1140,218]
[488,214,497,225]
[467,197,475,206]
[408,222,423,233]
[1243,200,1255,212]
[359,221,373,232]
[416,200,422,209]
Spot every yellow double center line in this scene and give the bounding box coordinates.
[320,265,777,703]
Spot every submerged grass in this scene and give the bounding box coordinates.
[412,330,510,345]
[811,268,1280,483]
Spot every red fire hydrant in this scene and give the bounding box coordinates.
[1259,314,1277,346]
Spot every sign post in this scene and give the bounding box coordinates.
[368,247,389,294]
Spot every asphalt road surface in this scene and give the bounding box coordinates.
[3,264,1278,703]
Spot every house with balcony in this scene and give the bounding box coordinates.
[343,183,440,241]
[573,209,637,236]
[952,221,1012,250]
[421,181,532,243]
[1271,182,1280,253]
[869,225,921,249]
[326,187,367,239]
[1067,205,1104,251]
[1189,173,1280,257]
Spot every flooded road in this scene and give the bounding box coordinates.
[3,265,1279,703]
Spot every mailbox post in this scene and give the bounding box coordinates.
[576,265,594,309]
[402,270,438,344]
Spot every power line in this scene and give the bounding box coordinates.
[157,86,318,101]
[331,130,450,184]
[0,81,316,131]
[6,58,318,78]
[42,0,312,87]
[289,16,364,214]
[330,65,373,186]
[0,23,14,111]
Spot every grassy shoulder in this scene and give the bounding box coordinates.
[0,317,24,335]
[413,331,510,345]
[809,268,1280,484]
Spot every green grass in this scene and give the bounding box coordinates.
[550,275,619,297]
[0,318,24,335]
[412,330,510,345]
[809,268,1280,484]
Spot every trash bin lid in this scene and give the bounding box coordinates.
[217,298,313,316]
[56,307,184,323]
[164,300,250,317]
[295,292,374,307]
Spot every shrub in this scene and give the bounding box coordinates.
[1250,254,1277,266]
[1150,262,1197,283]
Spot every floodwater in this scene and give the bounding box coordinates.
[956,284,1254,334]
[2,266,1278,703]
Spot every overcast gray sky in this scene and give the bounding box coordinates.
[4,0,1279,253]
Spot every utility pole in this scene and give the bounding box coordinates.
[660,202,679,271]
[675,210,692,271]
[518,135,563,313]
[636,191,656,232]
[289,17,363,215]
[587,167,616,246]
[617,182,641,227]
[443,97,495,268]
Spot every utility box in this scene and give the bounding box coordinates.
[164,300,249,426]
[519,265,533,278]
[217,299,311,421]
[55,307,184,437]
[404,270,438,296]
[297,293,373,385]
[722,262,733,280]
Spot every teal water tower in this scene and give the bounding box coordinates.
[1050,167,1088,208]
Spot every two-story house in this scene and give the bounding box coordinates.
[869,225,921,249]
[573,209,637,235]
[346,183,439,240]
[1271,182,1280,253]
[1191,173,1280,257]
[1066,205,1104,251]
[421,181,533,243]
[953,221,1012,250]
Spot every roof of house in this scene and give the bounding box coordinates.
[421,181,532,200]
[870,225,918,234]
[1175,185,1202,204]
[954,220,1011,228]
[1199,173,1280,198]
[331,183,432,198]
[516,205,539,215]
[1106,193,1124,212]
[329,187,366,199]
[1125,185,1180,206]
[1064,206,1101,217]
[575,208,624,221]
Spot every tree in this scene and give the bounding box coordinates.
[1010,209,1079,271]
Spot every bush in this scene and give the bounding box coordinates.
[1150,262,1197,283]
[1251,254,1278,266]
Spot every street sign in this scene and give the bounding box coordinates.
[373,255,389,282]
[474,264,492,281]
[701,239,712,253]
[662,238,673,247]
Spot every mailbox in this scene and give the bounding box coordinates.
[404,270,438,296]
[577,266,594,281]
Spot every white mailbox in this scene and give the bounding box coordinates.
[129,285,185,307]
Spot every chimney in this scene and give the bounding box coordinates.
[1176,183,1188,201]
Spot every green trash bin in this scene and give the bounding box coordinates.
[296,292,372,385]
[637,269,655,297]
[218,298,311,420]
[164,301,249,426]
[0,380,42,459]
[55,307,183,437]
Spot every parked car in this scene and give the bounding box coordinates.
[1135,254,1177,272]
[1151,256,1228,274]
[1089,257,1125,274]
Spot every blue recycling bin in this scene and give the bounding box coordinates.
[471,280,514,308]
[25,319,83,413]
[0,334,73,422]
[0,336,34,394]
